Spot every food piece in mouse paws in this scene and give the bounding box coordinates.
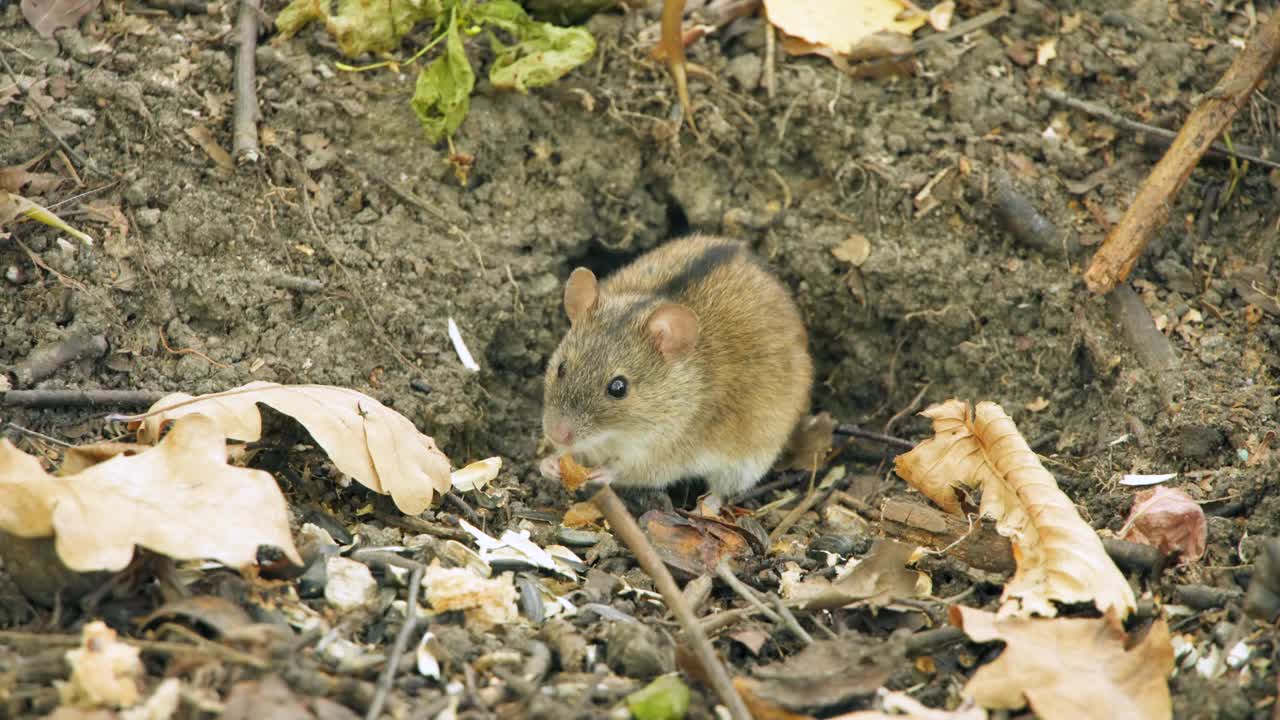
[542,234,814,501]
[558,454,591,492]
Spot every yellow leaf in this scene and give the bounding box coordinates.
[895,399,1135,619]
[763,0,925,56]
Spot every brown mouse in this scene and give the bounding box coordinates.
[541,234,813,499]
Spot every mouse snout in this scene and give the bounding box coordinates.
[547,417,575,446]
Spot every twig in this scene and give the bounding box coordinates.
[728,470,805,505]
[832,424,915,450]
[1042,89,1280,172]
[659,0,696,132]
[715,563,784,622]
[1083,10,1280,293]
[138,0,209,15]
[903,626,966,657]
[232,0,262,163]
[910,3,1009,55]
[768,471,821,542]
[882,381,929,436]
[0,630,269,669]
[763,24,776,99]
[7,332,107,388]
[2,389,167,408]
[0,52,91,172]
[445,491,482,524]
[590,482,751,720]
[366,566,424,720]
[768,593,814,645]
[1105,283,1180,375]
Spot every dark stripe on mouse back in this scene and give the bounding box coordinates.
[655,242,740,299]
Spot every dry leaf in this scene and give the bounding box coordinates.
[57,621,142,709]
[829,692,987,719]
[831,236,871,267]
[0,414,301,571]
[185,125,234,171]
[783,540,929,609]
[223,675,314,720]
[927,2,954,31]
[748,638,897,712]
[422,561,518,629]
[59,441,148,475]
[894,399,1135,619]
[21,0,101,37]
[559,453,590,491]
[763,0,924,56]
[641,510,753,577]
[951,607,1173,720]
[734,677,816,720]
[0,157,65,195]
[132,382,451,515]
[1119,486,1206,562]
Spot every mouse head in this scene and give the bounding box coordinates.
[543,267,702,458]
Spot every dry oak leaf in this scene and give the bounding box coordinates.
[132,382,451,515]
[0,414,302,572]
[950,606,1173,720]
[894,399,1135,619]
[21,0,101,37]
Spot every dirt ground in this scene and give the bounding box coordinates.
[2,0,1280,717]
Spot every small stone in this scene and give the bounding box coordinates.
[1173,425,1225,460]
[324,557,378,612]
[605,622,673,678]
[725,53,762,91]
[135,208,161,228]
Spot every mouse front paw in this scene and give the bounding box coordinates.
[538,454,563,482]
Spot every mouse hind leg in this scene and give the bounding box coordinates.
[704,453,777,499]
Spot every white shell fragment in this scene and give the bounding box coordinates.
[1120,473,1178,487]
[451,457,502,492]
[417,631,441,679]
[447,317,480,372]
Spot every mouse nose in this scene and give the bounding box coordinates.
[548,418,574,446]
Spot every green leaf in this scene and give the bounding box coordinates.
[410,12,476,143]
[275,0,443,56]
[471,0,595,93]
[625,674,690,720]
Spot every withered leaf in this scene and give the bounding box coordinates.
[132,381,451,515]
[894,399,1135,619]
[1119,486,1206,562]
[640,510,752,577]
[0,414,301,572]
[750,637,899,712]
[951,607,1173,720]
[20,0,101,38]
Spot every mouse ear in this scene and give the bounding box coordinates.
[564,268,598,325]
[647,303,699,361]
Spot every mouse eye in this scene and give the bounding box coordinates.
[556,361,565,380]
[606,376,628,399]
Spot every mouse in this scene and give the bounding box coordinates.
[541,233,813,502]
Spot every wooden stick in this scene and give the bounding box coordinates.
[659,0,695,131]
[232,0,262,163]
[590,483,750,720]
[1084,10,1280,293]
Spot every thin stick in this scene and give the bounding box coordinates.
[2,389,167,408]
[1042,88,1280,172]
[366,566,425,720]
[715,562,785,624]
[590,483,750,720]
[910,3,1009,55]
[659,0,696,131]
[232,0,262,163]
[1084,10,1280,293]
[763,23,776,99]
[768,472,821,542]
[8,332,107,388]
[833,424,915,450]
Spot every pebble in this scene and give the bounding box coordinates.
[605,622,673,678]
[725,53,762,92]
[324,556,378,612]
[135,208,162,228]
